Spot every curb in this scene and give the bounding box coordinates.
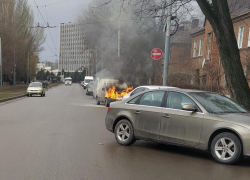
[0,94,26,103]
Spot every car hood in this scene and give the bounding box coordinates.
[27,87,42,90]
[211,113,250,128]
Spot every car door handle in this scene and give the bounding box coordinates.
[134,111,141,114]
[162,114,170,118]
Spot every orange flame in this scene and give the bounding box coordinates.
[105,86,133,100]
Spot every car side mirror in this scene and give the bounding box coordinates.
[182,104,197,112]
[102,88,105,91]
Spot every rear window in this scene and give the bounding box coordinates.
[139,91,165,107]
[128,95,141,104]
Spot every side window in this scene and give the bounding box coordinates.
[139,91,165,107]
[130,88,145,96]
[128,95,141,104]
[166,92,197,110]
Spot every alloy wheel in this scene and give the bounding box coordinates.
[214,137,236,161]
[117,124,130,142]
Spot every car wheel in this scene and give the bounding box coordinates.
[43,92,45,97]
[114,120,136,146]
[27,94,29,97]
[41,93,43,97]
[96,96,100,105]
[86,90,89,95]
[105,98,109,107]
[211,132,242,164]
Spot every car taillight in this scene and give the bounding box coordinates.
[107,107,111,112]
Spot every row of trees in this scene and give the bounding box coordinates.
[60,69,86,83]
[36,70,55,81]
[0,0,45,83]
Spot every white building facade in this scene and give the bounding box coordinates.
[59,22,90,73]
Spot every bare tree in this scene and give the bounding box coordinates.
[196,0,250,109]
[0,0,45,83]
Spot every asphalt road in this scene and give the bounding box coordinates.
[0,84,249,180]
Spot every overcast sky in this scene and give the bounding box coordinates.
[27,0,91,63]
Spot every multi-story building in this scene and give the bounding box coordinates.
[59,22,90,73]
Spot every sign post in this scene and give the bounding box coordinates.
[151,48,163,60]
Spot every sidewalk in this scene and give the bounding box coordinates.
[0,84,27,100]
[0,83,60,102]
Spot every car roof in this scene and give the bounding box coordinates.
[136,85,177,89]
[152,87,208,93]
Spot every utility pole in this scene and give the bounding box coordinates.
[0,37,2,88]
[118,20,121,58]
[13,42,16,85]
[27,51,29,84]
[101,41,104,78]
[163,0,172,86]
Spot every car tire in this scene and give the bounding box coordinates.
[27,94,29,97]
[114,120,136,146]
[211,132,242,165]
[86,90,89,95]
[41,93,43,97]
[105,98,109,107]
[96,96,100,105]
[43,92,45,97]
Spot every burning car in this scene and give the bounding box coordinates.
[96,79,133,107]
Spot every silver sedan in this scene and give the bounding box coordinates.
[105,88,250,164]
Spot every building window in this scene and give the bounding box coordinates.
[238,26,244,48]
[207,33,212,59]
[198,39,203,56]
[193,41,197,57]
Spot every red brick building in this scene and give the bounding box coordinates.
[188,1,250,94]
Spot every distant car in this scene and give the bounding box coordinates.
[80,81,84,87]
[122,85,176,100]
[92,80,98,99]
[83,76,94,89]
[65,77,72,85]
[86,81,94,95]
[42,81,49,88]
[27,82,45,97]
[106,88,250,165]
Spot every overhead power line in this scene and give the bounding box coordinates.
[33,0,70,7]
[33,0,58,55]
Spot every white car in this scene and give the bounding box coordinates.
[122,85,176,100]
[65,77,72,85]
[83,76,94,89]
[27,82,45,97]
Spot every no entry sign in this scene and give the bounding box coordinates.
[151,48,163,60]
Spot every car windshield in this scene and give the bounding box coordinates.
[29,83,42,87]
[85,80,92,83]
[65,79,71,82]
[190,92,248,113]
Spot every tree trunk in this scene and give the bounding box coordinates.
[197,0,250,110]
